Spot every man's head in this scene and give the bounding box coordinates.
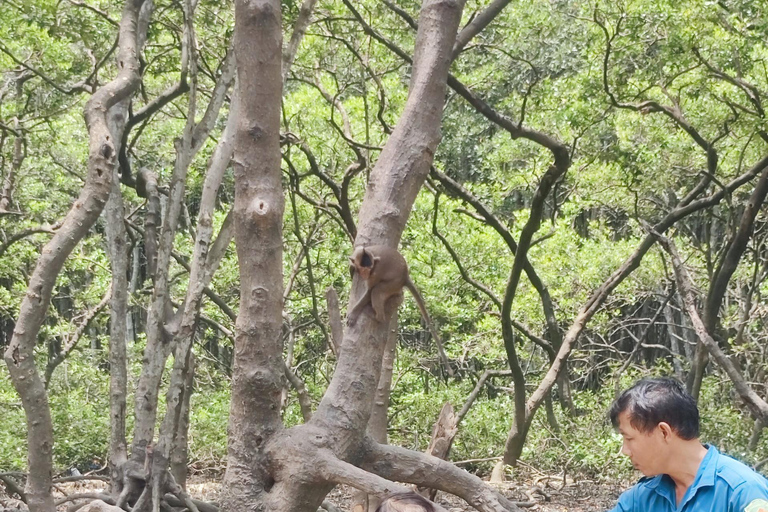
[609,377,700,476]
[375,492,435,512]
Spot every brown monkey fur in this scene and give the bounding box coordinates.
[348,245,453,377]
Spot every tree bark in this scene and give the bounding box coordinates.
[3,2,147,511]
[220,0,285,510]
[352,313,397,512]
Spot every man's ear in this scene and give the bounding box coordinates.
[658,421,674,440]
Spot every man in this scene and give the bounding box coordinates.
[609,377,768,512]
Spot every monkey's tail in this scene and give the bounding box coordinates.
[407,278,454,378]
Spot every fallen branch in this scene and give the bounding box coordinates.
[363,440,521,512]
[0,473,27,503]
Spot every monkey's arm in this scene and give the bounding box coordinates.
[405,278,454,377]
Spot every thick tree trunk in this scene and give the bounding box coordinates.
[220,1,285,510]
[2,2,146,511]
[351,314,397,512]
[220,1,524,511]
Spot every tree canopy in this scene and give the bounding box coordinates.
[1,0,767,511]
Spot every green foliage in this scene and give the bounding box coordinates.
[2,0,768,487]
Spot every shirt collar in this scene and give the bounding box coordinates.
[647,444,718,505]
[691,444,718,491]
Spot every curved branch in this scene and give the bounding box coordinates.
[362,441,521,512]
[658,234,768,420]
[0,227,56,259]
[320,454,442,508]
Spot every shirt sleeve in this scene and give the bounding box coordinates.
[729,481,768,512]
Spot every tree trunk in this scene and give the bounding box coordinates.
[2,2,147,511]
[688,164,768,400]
[220,1,525,510]
[220,0,285,510]
[351,314,397,512]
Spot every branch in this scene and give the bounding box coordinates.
[0,40,90,95]
[657,234,768,420]
[693,47,765,119]
[431,192,501,310]
[44,283,112,385]
[67,0,119,26]
[325,287,343,356]
[704,164,768,330]
[346,0,569,163]
[452,0,513,60]
[0,474,27,503]
[284,362,313,422]
[320,454,442,508]
[522,152,768,423]
[596,14,714,160]
[362,441,521,512]
[456,369,512,426]
[283,0,319,84]
[0,226,57,259]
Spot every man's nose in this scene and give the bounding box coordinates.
[621,442,630,457]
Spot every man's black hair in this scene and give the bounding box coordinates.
[609,377,699,440]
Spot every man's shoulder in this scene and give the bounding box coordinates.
[714,451,768,491]
[629,475,664,494]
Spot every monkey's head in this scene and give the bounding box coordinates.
[349,246,380,280]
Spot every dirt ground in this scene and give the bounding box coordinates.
[1,470,625,512]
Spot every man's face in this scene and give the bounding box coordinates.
[617,410,669,477]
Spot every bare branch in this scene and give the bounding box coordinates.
[452,0,513,60]
[363,441,521,512]
[44,283,112,385]
[657,234,768,420]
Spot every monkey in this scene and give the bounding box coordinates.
[375,492,436,512]
[348,245,454,377]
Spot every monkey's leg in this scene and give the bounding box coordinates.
[347,289,372,325]
[370,286,390,323]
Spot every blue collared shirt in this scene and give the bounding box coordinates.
[609,445,768,512]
